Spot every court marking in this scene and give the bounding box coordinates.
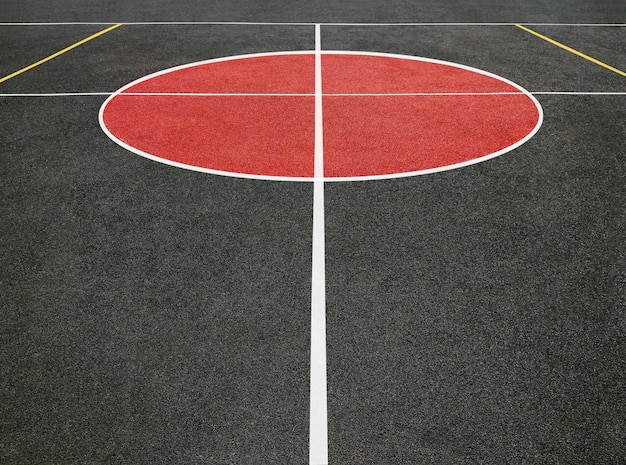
[98,50,543,182]
[310,25,328,465]
[516,24,626,77]
[0,23,122,84]
[99,50,543,182]
[1,22,625,26]
[2,91,625,97]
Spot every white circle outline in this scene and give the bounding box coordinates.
[99,51,543,182]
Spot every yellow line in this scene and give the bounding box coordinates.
[0,23,122,84]
[515,24,626,77]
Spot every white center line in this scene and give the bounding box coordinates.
[309,23,329,465]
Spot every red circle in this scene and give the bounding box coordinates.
[100,52,542,181]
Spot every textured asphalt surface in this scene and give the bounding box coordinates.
[2,1,625,464]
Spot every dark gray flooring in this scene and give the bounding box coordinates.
[1,2,625,464]
[2,0,626,23]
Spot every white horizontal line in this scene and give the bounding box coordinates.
[0,92,311,97]
[0,21,312,26]
[532,91,626,95]
[86,91,532,96]
[326,92,525,96]
[0,92,112,97]
[0,22,624,27]
[328,92,626,96]
[2,91,626,98]
[118,92,314,96]
[320,23,626,27]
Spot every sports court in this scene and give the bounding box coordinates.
[1,1,625,464]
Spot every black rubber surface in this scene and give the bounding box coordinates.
[1,2,625,464]
[2,0,626,23]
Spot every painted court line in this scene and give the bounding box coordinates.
[2,91,626,98]
[106,92,316,97]
[0,91,530,97]
[321,22,626,27]
[0,23,122,84]
[516,24,626,77]
[309,24,328,465]
[532,91,626,95]
[112,91,530,96]
[1,22,625,26]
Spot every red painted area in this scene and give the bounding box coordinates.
[104,95,315,177]
[323,94,537,177]
[101,53,541,179]
[129,54,315,94]
[322,54,515,94]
